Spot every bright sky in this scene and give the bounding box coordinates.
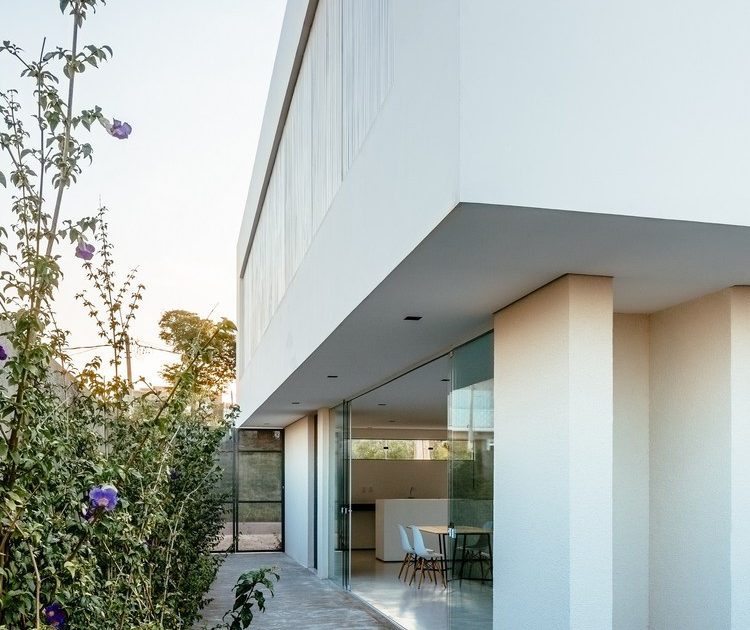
[1,0,286,389]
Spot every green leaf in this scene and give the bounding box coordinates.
[0,171,5,187]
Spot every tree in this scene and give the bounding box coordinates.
[158,309,237,400]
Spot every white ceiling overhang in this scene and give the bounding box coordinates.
[243,203,750,427]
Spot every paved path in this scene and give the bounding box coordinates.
[196,553,397,629]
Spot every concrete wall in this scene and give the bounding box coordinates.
[460,0,750,227]
[494,275,614,629]
[613,314,650,630]
[650,291,733,629]
[238,0,460,419]
[284,415,315,567]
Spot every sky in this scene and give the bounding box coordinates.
[1,0,286,389]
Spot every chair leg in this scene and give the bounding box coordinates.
[431,559,439,585]
[398,553,409,581]
[409,557,421,586]
[436,559,446,588]
[418,559,427,589]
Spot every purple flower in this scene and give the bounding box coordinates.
[75,241,95,261]
[43,602,67,629]
[0,345,7,361]
[109,119,132,140]
[89,483,118,512]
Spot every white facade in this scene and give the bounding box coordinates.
[237,2,750,628]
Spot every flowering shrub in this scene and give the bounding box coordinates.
[0,2,230,628]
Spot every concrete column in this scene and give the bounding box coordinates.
[494,274,614,629]
[316,408,331,579]
[613,314,650,630]
[650,288,750,629]
[284,415,313,567]
[730,288,750,629]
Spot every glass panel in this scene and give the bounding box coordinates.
[212,430,236,552]
[234,429,283,552]
[329,402,350,590]
[449,333,494,629]
[237,502,283,551]
[213,503,235,552]
[237,452,283,502]
[350,438,473,460]
[238,428,283,451]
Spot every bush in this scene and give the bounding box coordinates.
[0,2,231,628]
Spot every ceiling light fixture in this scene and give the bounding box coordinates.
[404,315,422,321]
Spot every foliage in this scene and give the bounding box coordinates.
[0,2,230,629]
[158,310,236,402]
[216,567,279,630]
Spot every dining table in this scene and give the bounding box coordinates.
[416,525,493,583]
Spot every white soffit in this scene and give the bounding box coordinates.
[243,203,750,427]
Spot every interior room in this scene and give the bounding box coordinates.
[348,342,493,630]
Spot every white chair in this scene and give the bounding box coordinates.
[397,524,417,582]
[409,526,446,588]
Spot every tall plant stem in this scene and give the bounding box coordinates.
[1,4,82,596]
[9,2,80,447]
[35,38,48,259]
[45,4,80,258]
[27,543,42,630]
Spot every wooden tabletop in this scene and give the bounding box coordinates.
[416,525,492,535]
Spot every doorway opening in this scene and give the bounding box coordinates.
[215,428,284,553]
[340,333,494,630]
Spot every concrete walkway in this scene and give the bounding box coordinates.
[196,553,397,629]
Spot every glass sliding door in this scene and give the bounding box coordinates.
[329,402,351,590]
[448,333,494,629]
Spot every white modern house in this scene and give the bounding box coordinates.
[236,1,750,628]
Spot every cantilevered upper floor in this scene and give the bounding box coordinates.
[237,0,750,425]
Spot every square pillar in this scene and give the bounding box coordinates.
[316,408,331,579]
[494,274,614,629]
[650,287,750,629]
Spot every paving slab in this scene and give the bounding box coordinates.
[196,552,397,629]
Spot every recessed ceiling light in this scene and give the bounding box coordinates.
[404,315,422,321]
[292,402,300,405]
[378,403,387,406]
[327,375,338,379]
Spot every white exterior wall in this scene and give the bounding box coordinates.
[316,408,330,578]
[729,288,750,629]
[238,0,460,418]
[649,291,732,628]
[284,415,315,567]
[494,275,614,629]
[613,315,650,630]
[459,0,750,226]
